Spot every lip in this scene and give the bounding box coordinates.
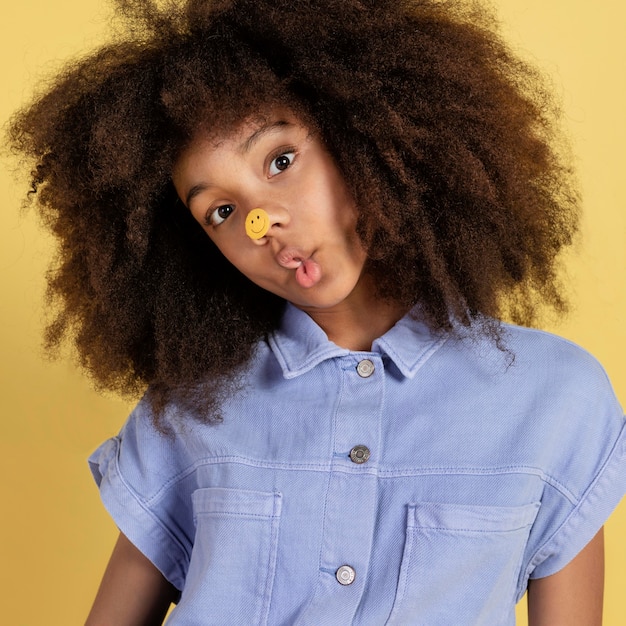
[276,247,308,270]
[275,246,323,289]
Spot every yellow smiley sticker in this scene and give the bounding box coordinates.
[245,208,270,240]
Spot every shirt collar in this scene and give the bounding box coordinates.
[269,303,447,380]
[371,311,448,379]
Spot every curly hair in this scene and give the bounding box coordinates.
[9,0,579,424]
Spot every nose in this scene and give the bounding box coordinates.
[244,207,288,244]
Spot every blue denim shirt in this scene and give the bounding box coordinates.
[89,304,626,625]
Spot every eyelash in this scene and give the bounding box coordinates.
[268,148,296,176]
[205,204,234,226]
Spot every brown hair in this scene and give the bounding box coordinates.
[8,0,579,424]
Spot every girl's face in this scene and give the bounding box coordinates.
[173,110,369,313]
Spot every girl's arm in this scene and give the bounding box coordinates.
[527,527,604,626]
[85,532,178,626]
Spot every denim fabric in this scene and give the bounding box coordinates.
[89,304,626,625]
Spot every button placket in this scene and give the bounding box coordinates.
[300,355,383,621]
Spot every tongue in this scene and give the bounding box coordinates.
[295,258,322,288]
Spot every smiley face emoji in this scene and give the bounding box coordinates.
[245,208,270,240]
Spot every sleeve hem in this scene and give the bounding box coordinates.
[523,419,626,586]
[88,438,189,591]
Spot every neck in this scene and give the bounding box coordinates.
[298,291,408,352]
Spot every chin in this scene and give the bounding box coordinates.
[288,292,356,311]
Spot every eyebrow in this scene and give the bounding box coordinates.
[185,182,212,208]
[185,119,293,207]
[238,119,291,154]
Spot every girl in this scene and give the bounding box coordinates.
[9,0,625,623]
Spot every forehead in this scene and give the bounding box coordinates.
[175,109,308,168]
[196,107,307,150]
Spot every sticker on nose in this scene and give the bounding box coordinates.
[245,209,270,240]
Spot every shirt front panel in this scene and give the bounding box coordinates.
[89,306,626,625]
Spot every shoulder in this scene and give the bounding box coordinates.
[91,398,199,496]
[503,323,606,367]
[445,322,618,403]
[491,325,624,493]
[501,324,618,402]
[432,322,624,476]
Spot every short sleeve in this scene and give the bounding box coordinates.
[518,351,626,591]
[88,400,197,591]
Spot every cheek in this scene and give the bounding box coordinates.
[200,215,246,261]
[210,238,256,278]
[195,224,237,268]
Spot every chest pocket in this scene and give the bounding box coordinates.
[167,487,282,626]
[386,501,540,626]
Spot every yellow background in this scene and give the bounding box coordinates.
[1,1,624,623]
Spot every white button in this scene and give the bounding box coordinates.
[336,565,356,586]
[356,359,375,378]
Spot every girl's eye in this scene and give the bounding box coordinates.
[208,204,235,226]
[269,152,295,176]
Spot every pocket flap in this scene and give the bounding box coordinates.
[192,487,282,520]
[408,501,540,532]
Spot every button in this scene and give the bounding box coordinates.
[350,445,371,464]
[336,565,356,586]
[356,359,375,378]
